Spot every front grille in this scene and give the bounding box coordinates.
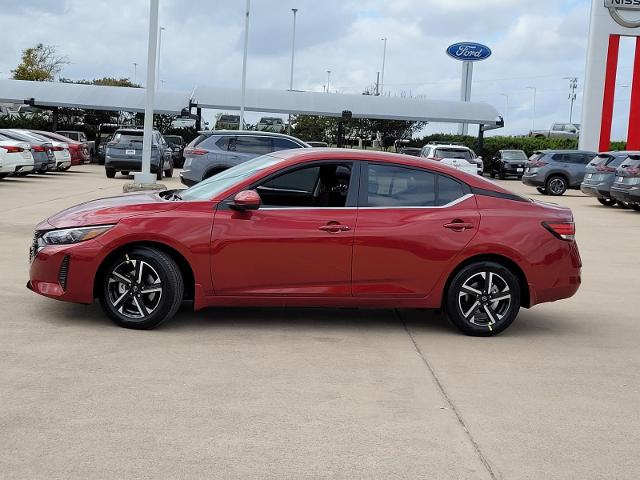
[58,255,70,291]
[29,233,39,263]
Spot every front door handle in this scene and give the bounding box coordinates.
[443,221,475,232]
[319,223,351,233]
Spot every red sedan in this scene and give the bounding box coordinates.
[28,149,581,336]
[31,130,89,166]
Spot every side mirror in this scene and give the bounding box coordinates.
[231,190,261,211]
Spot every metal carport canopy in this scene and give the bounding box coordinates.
[194,86,501,126]
[0,79,501,126]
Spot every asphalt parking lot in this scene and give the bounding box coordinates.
[1,165,639,479]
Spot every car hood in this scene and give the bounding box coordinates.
[41,192,179,229]
[502,158,527,164]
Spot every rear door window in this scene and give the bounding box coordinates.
[234,136,273,155]
[272,138,301,152]
[437,176,467,206]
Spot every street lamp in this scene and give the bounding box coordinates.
[288,8,298,134]
[240,0,251,130]
[326,70,331,94]
[157,26,165,89]
[380,37,387,95]
[133,62,138,84]
[499,93,509,119]
[563,76,578,124]
[526,86,537,131]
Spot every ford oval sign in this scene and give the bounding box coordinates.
[446,42,492,62]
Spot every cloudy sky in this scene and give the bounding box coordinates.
[0,0,636,139]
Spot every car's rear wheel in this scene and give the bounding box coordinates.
[546,175,567,196]
[445,261,521,337]
[99,247,184,330]
[105,168,116,178]
[536,187,547,194]
[499,168,505,180]
[598,197,617,207]
[618,201,631,209]
[164,160,173,178]
[156,167,163,181]
[490,169,496,179]
[121,171,130,176]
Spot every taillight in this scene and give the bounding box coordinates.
[543,222,575,241]
[596,164,615,173]
[627,167,640,176]
[184,147,207,156]
[0,145,24,153]
[531,161,548,168]
[51,146,64,151]
[32,145,45,152]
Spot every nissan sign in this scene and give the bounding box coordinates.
[446,42,492,62]
[605,0,640,28]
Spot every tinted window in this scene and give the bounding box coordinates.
[437,175,466,206]
[235,136,272,154]
[551,153,566,162]
[502,151,528,161]
[272,138,301,152]
[609,156,627,168]
[367,165,436,207]
[434,148,472,161]
[257,163,352,208]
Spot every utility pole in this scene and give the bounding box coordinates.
[375,72,380,96]
[565,77,578,124]
[326,70,331,94]
[380,37,387,95]
[157,26,164,89]
[133,62,138,85]
[240,0,250,130]
[288,8,298,135]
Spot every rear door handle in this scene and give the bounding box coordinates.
[444,221,475,232]
[319,224,351,233]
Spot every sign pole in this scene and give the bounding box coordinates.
[458,61,473,136]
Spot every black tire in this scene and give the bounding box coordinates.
[0,173,8,180]
[536,187,547,194]
[545,175,567,196]
[631,204,640,212]
[598,197,617,207]
[618,202,631,210]
[490,170,495,179]
[121,171,130,176]
[164,159,174,178]
[99,247,184,330]
[60,165,71,172]
[499,168,505,180]
[105,168,116,178]
[445,261,521,337]
[156,167,163,181]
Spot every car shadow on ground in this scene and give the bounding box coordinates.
[50,301,576,338]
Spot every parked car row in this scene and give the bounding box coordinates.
[582,152,640,211]
[0,128,86,179]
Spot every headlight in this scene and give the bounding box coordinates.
[37,225,114,250]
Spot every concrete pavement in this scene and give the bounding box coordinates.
[1,165,638,479]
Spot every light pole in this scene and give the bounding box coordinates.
[133,62,138,84]
[326,70,331,94]
[240,0,250,130]
[288,8,298,134]
[157,26,164,89]
[133,0,159,186]
[380,37,387,95]
[526,86,537,131]
[499,93,509,119]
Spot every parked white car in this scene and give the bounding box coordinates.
[0,137,35,178]
[419,143,483,176]
[256,117,285,133]
[10,129,71,171]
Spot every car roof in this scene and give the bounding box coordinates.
[536,149,595,154]
[431,144,472,150]
[201,130,298,138]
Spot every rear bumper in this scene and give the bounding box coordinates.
[180,170,199,186]
[528,242,582,307]
[610,187,640,204]
[580,183,609,198]
[522,174,544,187]
[105,159,160,172]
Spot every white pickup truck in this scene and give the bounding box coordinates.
[529,123,580,140]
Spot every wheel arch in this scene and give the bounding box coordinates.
[441,253,531,309]
[204,165,231,179]
[93,241,195,301]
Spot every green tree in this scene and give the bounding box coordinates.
[12,43,69,81]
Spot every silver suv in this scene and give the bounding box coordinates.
[521,150,596,196]
[180,131,309,186]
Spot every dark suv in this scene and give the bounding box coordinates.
[610,155,640,211]
[489,150,528,179]
[521,150,597,196]
[180,131,309,186]
[105,129,173,180]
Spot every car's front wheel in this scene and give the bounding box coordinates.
[445,261,521,337]
[99,247,184,330]
[598,197,617,207]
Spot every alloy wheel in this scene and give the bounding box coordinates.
[457,271,512,328]
[547,177,566,195]
[107,258,163,320]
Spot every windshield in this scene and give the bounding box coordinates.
[180,154,284,201]
[435,148,472,160]
[113,132,143,144]
[502,151,527,161]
